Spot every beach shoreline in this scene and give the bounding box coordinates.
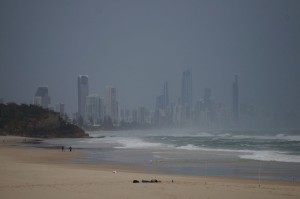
[30,132,300,181]
[1,135,300,199]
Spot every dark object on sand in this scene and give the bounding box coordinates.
[69,146,72,152]
[133,180,139,183]
[141,179,161,183]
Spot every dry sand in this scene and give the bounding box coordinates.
[0,136,299,199]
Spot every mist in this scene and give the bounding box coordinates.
[1,0,300,130]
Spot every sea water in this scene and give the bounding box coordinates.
[37,128,300,181]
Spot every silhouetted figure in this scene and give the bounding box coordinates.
[62,146,64,152]
[69,146,72,152]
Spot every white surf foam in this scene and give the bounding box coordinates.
[239,150,300,163]
[219,133,300,142]
[176,144,203,151]
[113,137,172,149]
[176,144,300,163]
[275,134,300,141]
[176,144,249,153]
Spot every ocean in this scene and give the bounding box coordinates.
[32,128,300,181]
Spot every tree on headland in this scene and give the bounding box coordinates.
[0,103,88,138]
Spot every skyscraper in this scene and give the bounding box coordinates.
[137,106,147,124]
[78,75,89,120]
[105,86,118,124]
[156,81,169,110]
[181,69,193,108]
[232,75,239,123]
[163,81,169,109]
[34,86,50,108]
[55,103,65,117]
[85,94,104,125]
[179,69,193,122]
[204,87,212,111]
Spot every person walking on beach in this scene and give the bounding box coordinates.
[69,146,72,152]
[61,146,64,152]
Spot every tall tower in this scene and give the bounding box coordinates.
[78,75,89,120]
[204,87,211,111]
[163,81,169,109]
[105,86,118,124]
[181,69,192,108]
[85,94,104,125]
[232,75,239,123]
[34,86,50,108]
[156,81,169,110]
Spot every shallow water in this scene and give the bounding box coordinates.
[28,128,300,181]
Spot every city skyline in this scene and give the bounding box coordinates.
[1,71,299,129]
[1,0,300,126]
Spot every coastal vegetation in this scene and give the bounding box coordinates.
[0,103,88,138]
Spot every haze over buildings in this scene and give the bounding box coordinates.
[181,69,193,109]
[85,94,104,125]
[0,0,300,129]
[232,75,239,123]
[156,82,169,111]
[33,86,50,108]
[77,75,89,119]
[105,86,118,124]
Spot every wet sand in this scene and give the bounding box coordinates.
[1,136,299,199]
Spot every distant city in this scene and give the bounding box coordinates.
[0,69,298,130]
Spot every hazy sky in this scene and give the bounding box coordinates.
[1,0,300,115]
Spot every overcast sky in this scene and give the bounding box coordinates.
[1,0,300,115]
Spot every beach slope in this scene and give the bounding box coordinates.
[0,136,299,199]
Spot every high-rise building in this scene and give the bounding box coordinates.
[105,86,118,124]
[163,82,169,109]
[156,81,169,110]
[204,87,212,111]
[78,75,89,120]
[33,96,42,106]
[85,94,104,125]
[137,106,147,124]
[125,109,131,123]
[181,69,192,108]
[180,69,193,121]
[156,95,163,110]
[132,110,138,123]
[232,75,239,123]
[34,86,50,108]
[56,103,65,117]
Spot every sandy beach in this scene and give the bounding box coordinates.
[0,136,299,199]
